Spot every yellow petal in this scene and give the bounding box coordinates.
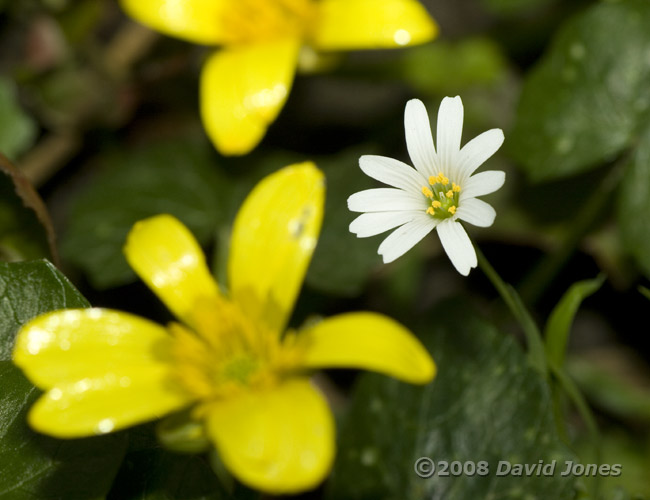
[120,0,227,45]
[299,312,436,384]
[200,39,300,155]
[311,0,438,50]
[124,214,220,330]
[228,162,324,335]
[205,379,334,493]
[28,367,190,438]
[12,308,192,438]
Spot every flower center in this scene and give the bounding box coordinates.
[220,0,316,45]
[421,172,461,220]
[169,297,302,400]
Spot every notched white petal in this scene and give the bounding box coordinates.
[461,170,506,200]
[455,198,496,228]
[349,211,419,238]
[378,216,436,263]
[404,99,438,178]
[436,96,464,175]
[457,129,504,180]
[359,155,427,192]
[347,188,426,213]
[436,219,477,276]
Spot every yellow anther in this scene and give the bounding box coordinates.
[452,183,461,193]
[426,207,435,215]
[441,176,449,185]
[428,175,436,186]
[446,190,454,198]
[421,186,433,198]
[432,200,442,208]
[448,206,456,215]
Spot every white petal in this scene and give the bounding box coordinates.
[461,170,505,199]
[436,219,477,276]
[377,216,437,264]
[404,99,438,178]
[457,129,504,180]
[359,155,427,192]
[349,211,420,238]
[348,188,427,213]
[456,198,496,228]
[436,96,464,176]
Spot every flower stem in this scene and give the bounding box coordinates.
[477,247,602,497]
[476,247,548,378]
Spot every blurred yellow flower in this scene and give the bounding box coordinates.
[12,162,435,494]
[119,0,438,155]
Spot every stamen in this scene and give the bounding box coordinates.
[432,200,442,208]
[448,206,456,215]
[426,207,434,215]
[422,186,433,198]
[452,183,461,193]
[428,175,437,185]
[445,190,454,198]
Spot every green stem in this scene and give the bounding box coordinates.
[520,159,626,305]
[476,247,548,379]
[550,362,602,498]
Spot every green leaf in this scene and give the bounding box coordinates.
[568,354,650,423]
[544,275,605,367]
[326,300,576,500]
[306,150,381,297]
[0,259,88,360]
[509,1,650,181]
[60,139,229,289]
[106,446,250,500]
[401,38,508,94]
[618,124,650,279]
[0,260,126,500]
[0,362,127,500]
[0,77,37,160]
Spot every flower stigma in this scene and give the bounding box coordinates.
[422,172,461,219]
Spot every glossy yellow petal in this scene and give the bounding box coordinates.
[120,0,227,45]
[311,0,438,50]
[228,163,324,335]
[200,39,300,155]
[124,214,220,330]
[205,379,334,493]
[12,308,193,438]
[13,308,174,388]
[299,312,436,384]
[28,366,191,438]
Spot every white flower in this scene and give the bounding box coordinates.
[348,96,505,276]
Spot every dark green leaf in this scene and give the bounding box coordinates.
[106,447,243,500]
[569,354,650,423]
[306,150,381,296]
[0,259,88,360]
[60,139,229,289]
[544,275,605,367]
[326,299,576,500]
[509,1,650,181]
[618,124,650,279]
[0,362,127,500]
[0,78,37,160]
[0,260,126,500]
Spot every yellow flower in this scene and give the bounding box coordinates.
[119,0,438,156]
[12,162,435,494]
